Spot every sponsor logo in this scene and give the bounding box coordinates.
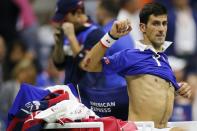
[90,101,116,113]
[106,39,110,43]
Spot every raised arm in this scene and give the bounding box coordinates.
[81,20,132,72]
[52,26,65,65]
[61,22,82,56]
[52,22,82,70]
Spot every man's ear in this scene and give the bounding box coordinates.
[140,23,146,33]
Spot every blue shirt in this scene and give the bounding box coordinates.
[170,102,192,121]
[54,24,106,88]
[8,83,50,126]
[102,41,180,91]
[102,20,134,88]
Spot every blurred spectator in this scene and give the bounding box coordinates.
[10,40,30,65]
[3,39,41,81]
[36,57,64,87]
[0,0,20,52]
[117,0,143,40]
[83,0,98,22]
[15,0,37,31]
[155,0,197,10]
[3,39,28,80]
[14,0,43,69]
[0,36,6,84]
[0,36,6,130]
[153,0,173,10]
[0,117,5,131]
[168,56,187,82]
[166,0,197,73]
[37,17,55,68]
[168,56,192,121]
[52,0,109,88]
[96,0,134,88]
[12,60,37,84]
[191,0,197,9]
[0,60,37,125]
[0,36,6,64]
[187,73,197,120]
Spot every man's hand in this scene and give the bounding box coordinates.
[62,22,75,39]
[62,22,81,55]
[177,82,192,99]
[110,19,132,39]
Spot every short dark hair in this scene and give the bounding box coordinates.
[100,0,120,17]
[139,2,167,24]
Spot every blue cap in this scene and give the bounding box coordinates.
[52,0,84,22]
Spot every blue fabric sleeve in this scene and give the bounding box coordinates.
[101,49,139,75]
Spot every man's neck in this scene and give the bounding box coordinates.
[140,40,163,52]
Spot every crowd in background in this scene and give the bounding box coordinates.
[0,0,197,130]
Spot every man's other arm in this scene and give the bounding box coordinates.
[81,20,132,72]
[52,22,82,70]
[52,26,66,70]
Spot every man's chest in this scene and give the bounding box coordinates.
[125,74,174,91]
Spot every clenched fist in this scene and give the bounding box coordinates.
[62,22,75,38]
[109,19,132,39]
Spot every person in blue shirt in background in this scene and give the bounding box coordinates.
[77,0,134,120]
[52,0,133,89]
[81,3,192,129]
[51,0,133,120]
[51,0,106,88]
[96,0,134,88]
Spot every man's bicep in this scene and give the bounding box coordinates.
[79,59,102,72]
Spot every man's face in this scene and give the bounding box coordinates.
[142,14,168,48]
[65,9,87,28]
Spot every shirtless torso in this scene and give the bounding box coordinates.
[126,74,175,128]
[82,17,191,130]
